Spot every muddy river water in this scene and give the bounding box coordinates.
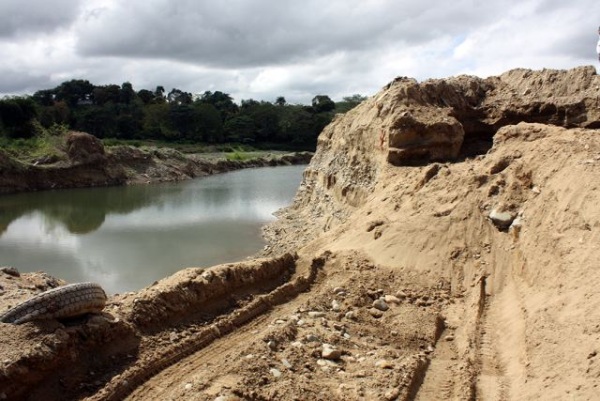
[0,165,305,294]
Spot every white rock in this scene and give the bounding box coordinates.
[270,368,282,378]
[489,208,515,229]
[384,295,401,304]
[308,311,325,318]
[281,358,293,369]
[184,383,192,390]
[331,300,342,312]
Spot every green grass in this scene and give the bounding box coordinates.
[225,146,255,161]
[0,128,66,163]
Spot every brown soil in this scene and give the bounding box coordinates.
[0,135,312,194]
[1,66,600,401]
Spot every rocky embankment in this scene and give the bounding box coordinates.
[0,132,312,194]
[1,66,600,401]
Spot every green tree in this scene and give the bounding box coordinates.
[223,115,255,142]
[335,94,367,113]
[167,88,192,105]
[195,103,223,142]
[137,89,154,105]
[275,96,286,107]
[311,95,335,113]
[55,79,94,107]
[119,82,135,105]
[92,85,120,106]
[198,91,238,121]
[0,97,38,138]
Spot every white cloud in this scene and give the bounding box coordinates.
[0,0,598,103]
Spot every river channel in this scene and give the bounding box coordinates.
[0,165,305,294]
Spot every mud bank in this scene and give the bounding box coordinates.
[0,132,312,195]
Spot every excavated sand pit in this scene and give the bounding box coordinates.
[2,66,600,400]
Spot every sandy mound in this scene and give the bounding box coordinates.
[1,66,600,401]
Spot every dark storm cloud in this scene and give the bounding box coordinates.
[0,0,82,38]
[75,0,503,68]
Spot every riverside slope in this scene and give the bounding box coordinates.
[0,133,313,194]
[1,66,600,401]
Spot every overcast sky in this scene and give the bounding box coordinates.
[1,0,598,104]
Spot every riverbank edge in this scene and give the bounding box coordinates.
[0,133,313,195]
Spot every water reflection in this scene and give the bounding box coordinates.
[0,165,304,294]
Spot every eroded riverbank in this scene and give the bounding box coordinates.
[0,131,312,195]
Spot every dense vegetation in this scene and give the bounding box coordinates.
[0,79,366,151]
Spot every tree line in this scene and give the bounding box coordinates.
[0,79,367,150]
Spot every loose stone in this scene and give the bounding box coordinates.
[306,334,321,343]
[372,299,389,311]
[308,311,325,318]
[375,359,394,369]
[369,308,383,318]
[331,300,341,312]
[270,368,282,378]
[322,344,342,361]
[384,295,401,304]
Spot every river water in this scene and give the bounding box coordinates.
[0,165,305,294]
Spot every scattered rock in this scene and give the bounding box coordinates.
[333,287,346,294]
[270,368,282,378]
[331,300,342,312]
[445,335,455,342]
[383,295,400,304]
[267,340,278,351]
[375,359,394,369]
[345,311,356,320]
[322,344,342,361]
[0,267,20,277]
[306,334,320,343]
[369,308,384,318]
[372,299,389,311]
[489,208,516,230]
[308,311,326,318]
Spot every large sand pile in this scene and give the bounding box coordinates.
[1,66,600,400]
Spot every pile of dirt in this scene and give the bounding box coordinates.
[1,66,600,401]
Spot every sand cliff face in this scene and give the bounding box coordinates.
[261,65,600,399]
[2,66,600,401]
[268,65,600,251]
